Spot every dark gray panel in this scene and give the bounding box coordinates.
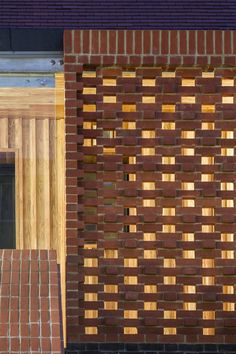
[0,29,11,51]
[10,29,63,51]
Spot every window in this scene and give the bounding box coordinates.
[0,153,15,248]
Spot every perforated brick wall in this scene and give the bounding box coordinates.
[65,30,236,346]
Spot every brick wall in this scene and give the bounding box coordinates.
[65,30,236,349]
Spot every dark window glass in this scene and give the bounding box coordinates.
[0,163,15,248]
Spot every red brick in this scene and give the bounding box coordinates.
[215,30,223,54]
[74,30,81,54]
[197,30,205,54]
[100,30,108,54]
[129,55,142,66]
[109,30,117,54]
[197,56,208,65]
[210,55,223,66]
[118,31,125,54]
[82,30,90,53]
[89,55,99,65]
[134,30,142,54]
[169,56,182,65]
[64,30,72,53]
[126,30,134,55]
[152,30,160,54]
[224,30,232,54]
[179,30,187,54]
[144,30,151,54]
[155,55,168,65]
[224,56,236,66]
[206,31,214,54]
[161,30,169,54]
[91,30,99,54]
[189,30,196,54]
[183,56,195,65]
[125,292,139,301]
[170,30,178,55]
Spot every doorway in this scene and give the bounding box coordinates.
[0,153,15,248]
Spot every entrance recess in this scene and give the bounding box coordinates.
[0,153,15,248]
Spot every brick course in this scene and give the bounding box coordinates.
[64,30,236,66]
[65,30,236,346]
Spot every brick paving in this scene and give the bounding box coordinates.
[0,249,63,353]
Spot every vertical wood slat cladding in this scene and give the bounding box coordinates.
[0,115,54,248]
[0,78,66,340]
[55,73,67,343]
[0,86,64,250]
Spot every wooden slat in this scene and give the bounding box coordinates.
[22,119,37,249]
[36,118,50,249]
[8,118,15,149]
[0,118,8,148]
[14,118,23,249]
[55,73,66,344]
[49,118,57,250]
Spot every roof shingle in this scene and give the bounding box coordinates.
[0,0,236,29]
